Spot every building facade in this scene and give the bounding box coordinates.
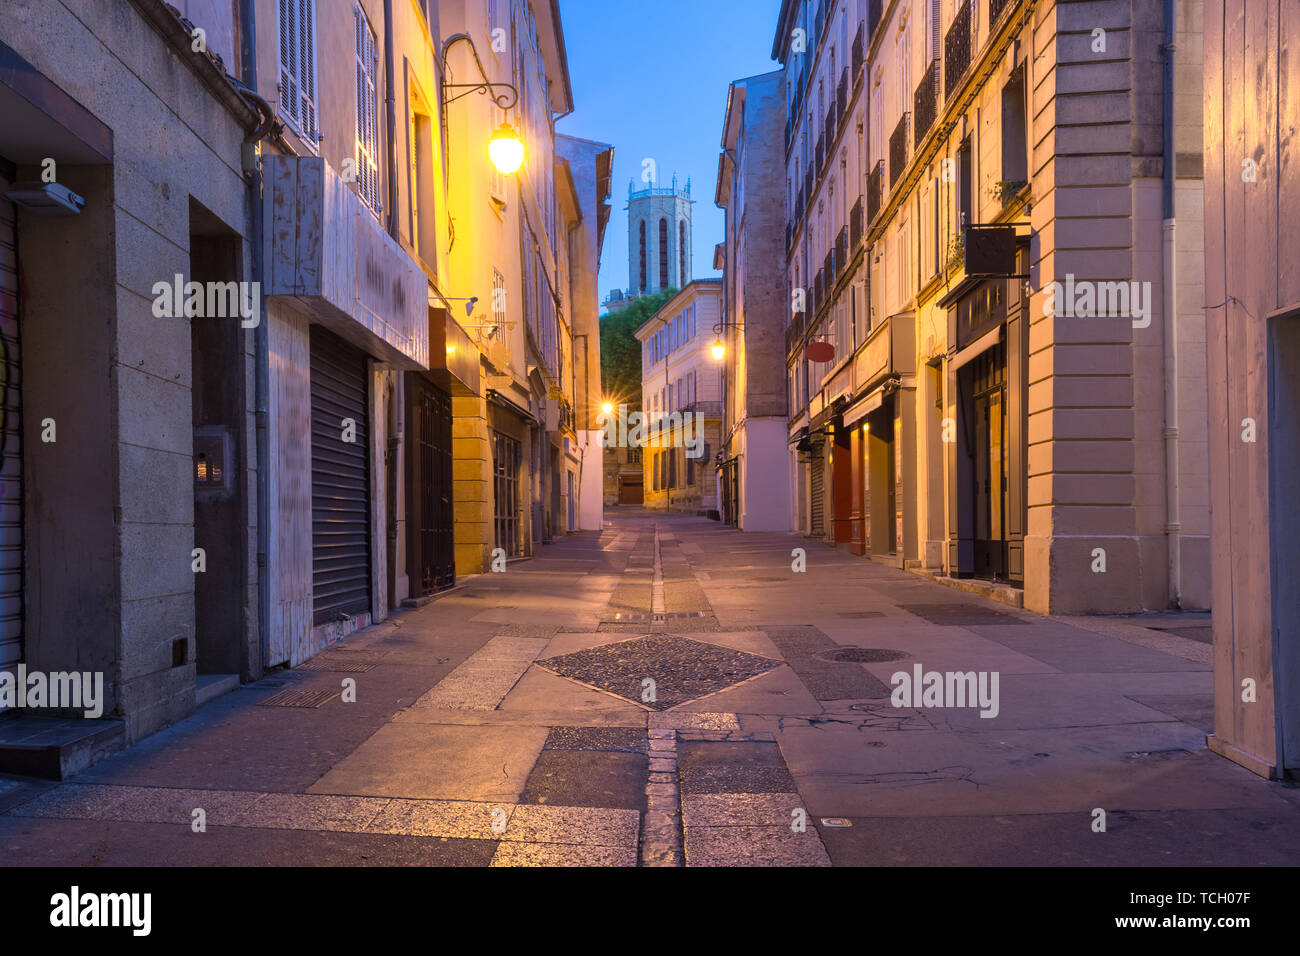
[715,70,794,532]
[1203,0,1297,779]
[0,0,608,774]
[774,0,1208,614]
[636,280,724,517]
[1,0,262,750]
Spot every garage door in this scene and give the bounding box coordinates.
[0,176,23,667]
[310,325,372,626]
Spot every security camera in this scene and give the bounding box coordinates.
[466,297,479,317]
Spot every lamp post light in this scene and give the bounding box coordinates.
[440,33,524,176]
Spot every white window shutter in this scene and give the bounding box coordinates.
[298,0,317,141]
[279,0,298,124]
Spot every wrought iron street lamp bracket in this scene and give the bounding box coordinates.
[440,34,519,110]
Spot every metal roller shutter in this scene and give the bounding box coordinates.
[310,325,371,625]
[810,453,825,538]
[0,177,23,668]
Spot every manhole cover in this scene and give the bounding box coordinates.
[818,648,910,663]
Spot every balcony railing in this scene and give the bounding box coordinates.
[804,167,813,203]
[868,0,883,41]
[837,70,848,124]
[814,268,825,314]
[824,106,835,154]
[835,227,848,279]
[816,134,825,175]
[814,0,825,46]
[889,112,909,188]
[794,186,804,226]
[852,22,864,81]
[824,248,836,292]
[989,0,1013,25]
[944,0,972,98]
[867,160,883,223]
[914,59,939,148]
[850,195,864,249]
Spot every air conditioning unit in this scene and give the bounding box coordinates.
[3,181,85,215]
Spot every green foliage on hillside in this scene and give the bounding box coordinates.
[599,289,676,409]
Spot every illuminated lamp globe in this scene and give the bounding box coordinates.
[489,124,525,175]
[711,340,726,361]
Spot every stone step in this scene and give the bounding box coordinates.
[195,673,239,708]
[0,715,126,780]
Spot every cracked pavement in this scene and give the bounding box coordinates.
[2,510,1298,866]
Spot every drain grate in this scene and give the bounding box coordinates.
[837,611,886,619]
[818,647,910,664]
[256,687,340,708]
[297,659,376,672]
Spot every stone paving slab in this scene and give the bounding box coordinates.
[499,804,641,847]
[683,825,832,867]
[682,792,808,827]
[488,842,638,867]
[364,798,508,840]
[306,723,548,803]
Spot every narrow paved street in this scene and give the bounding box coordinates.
[2,511,1297,866]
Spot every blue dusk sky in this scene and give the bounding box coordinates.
[555,0,785,307]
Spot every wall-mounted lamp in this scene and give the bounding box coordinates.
[441,34,524,176]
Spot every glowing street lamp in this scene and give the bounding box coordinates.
[489,123,525,175]
[601,402,614,416]
[711,339,726,361]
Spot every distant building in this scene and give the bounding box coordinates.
[635,280,724,517]
[603,440,644,507]
[627,175,693,296]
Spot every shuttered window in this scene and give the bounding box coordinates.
[354,4,381,213]
[278,0,319,143]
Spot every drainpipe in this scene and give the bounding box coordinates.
[238,0,272,675]
[382,0,404,605]
[1161,0,1180,608]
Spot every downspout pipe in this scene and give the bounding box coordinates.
[383,0,399,242]
[1161,0,1181,608]
[238,0,272,676]
[382,0,404,608]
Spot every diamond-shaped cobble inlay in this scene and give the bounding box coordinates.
[535,636,782,711]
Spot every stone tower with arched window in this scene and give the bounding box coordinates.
[626,174,693,296]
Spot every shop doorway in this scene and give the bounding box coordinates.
[406,375,454,597]
[966,343,1008,580]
